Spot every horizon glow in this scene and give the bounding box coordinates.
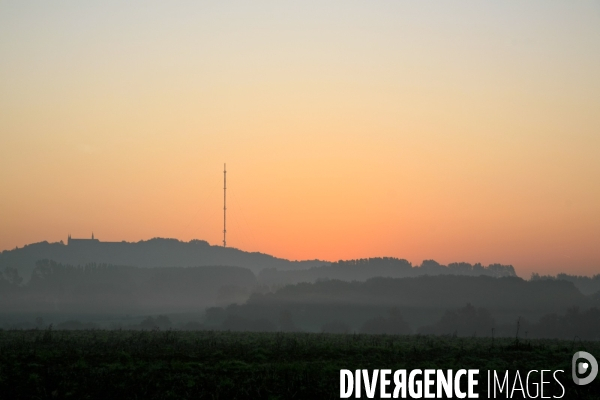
[1,1,600,277]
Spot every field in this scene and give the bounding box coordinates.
[0,329,598,399]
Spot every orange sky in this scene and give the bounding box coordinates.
[1,2,600,277]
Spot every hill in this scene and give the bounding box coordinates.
[0,238,326,279]
[1,259,257,314]
[258,258,516,285]
[223,275,594,332]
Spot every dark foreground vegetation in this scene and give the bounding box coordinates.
[0,329,598,399]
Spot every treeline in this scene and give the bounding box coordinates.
[249,275,586,310]
[258,258,516,285]
[5,268,600,339]
[3,265,592,321]
[13,303,600,340]
[0,260,255,313]
[0,238,325,279]
[420,303,600,340]
[531,272,600,296]
[181,303,600,340]
[193,275,598,337]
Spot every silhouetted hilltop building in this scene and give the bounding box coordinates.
[67,233,100,246]
[67,233,123,248]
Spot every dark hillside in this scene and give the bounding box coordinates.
[226,275,591,332]
[0,238,325,279]
[1,260,256,314]
[258,258,516,285]
[252,275,584,310]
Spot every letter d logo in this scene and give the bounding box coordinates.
[572,351,598,385]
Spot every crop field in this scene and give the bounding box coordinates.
[0,329,598,399]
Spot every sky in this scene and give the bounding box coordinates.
[1,1,600,277]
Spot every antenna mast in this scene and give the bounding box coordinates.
[223,163,226,247]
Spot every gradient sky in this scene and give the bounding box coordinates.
[1,1,600,277]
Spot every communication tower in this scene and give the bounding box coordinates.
[223,163,226,247]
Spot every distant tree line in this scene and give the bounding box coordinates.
[4,266,600,340]
[3,258,600,341]
[0,258,520,315]
[419,303,600,340]
[186,302,600,340]
[248,275,588,311]
[531,273,600,296]
[0,238,325,279]
[258,258,516,286]
[191,275,599,339]
[12,302,600,340]
[0,260,255,314]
